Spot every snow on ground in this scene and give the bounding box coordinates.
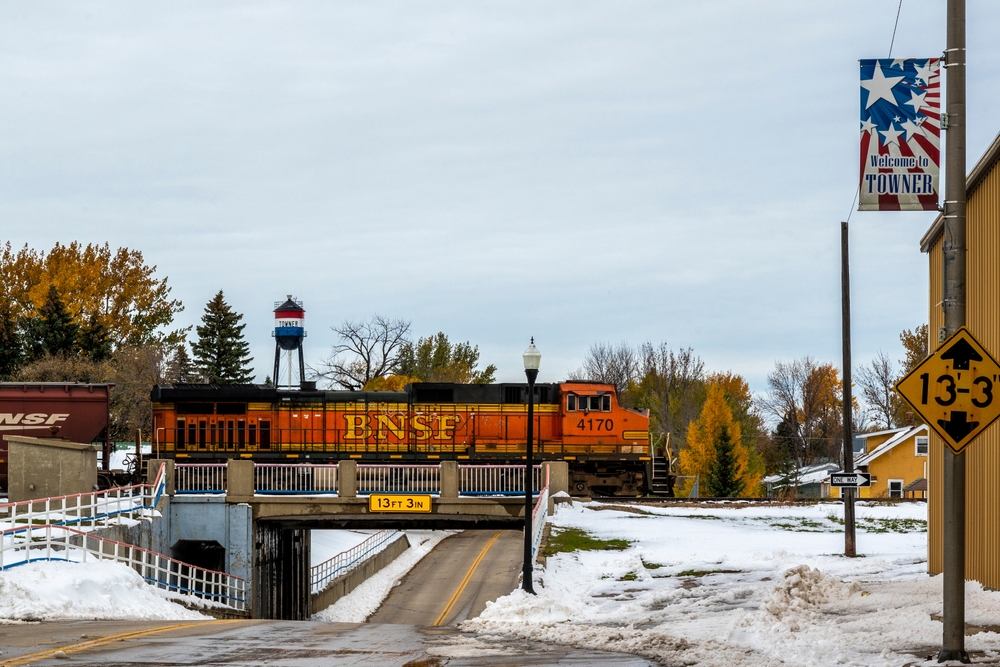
[0,561,208,622]
[461,500,1000,667]
[313,531,452,622]
[311,529,376,566]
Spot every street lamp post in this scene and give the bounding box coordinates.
[522,338,541,595]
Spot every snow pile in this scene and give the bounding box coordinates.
[459,500,1000,667]
[311,529,376,566]
[0,561,208,621]
[758,565,860,631]
[313,530,452,622]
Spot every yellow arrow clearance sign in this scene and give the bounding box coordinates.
[896,327,1000,453]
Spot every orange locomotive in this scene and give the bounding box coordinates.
[150,380,652,496]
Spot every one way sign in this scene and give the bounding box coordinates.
[830,472,872,488]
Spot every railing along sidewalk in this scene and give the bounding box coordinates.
[0,463,167,533]
[310,529,402,594]
[530,466,550,560]
[0,522,246,611]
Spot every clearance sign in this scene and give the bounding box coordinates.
[859,58,941,211]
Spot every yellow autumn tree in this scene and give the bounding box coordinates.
[679,381,763,497]
[0,241,184,348]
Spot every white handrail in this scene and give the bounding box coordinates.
[357,465,439,494]
[530,466,550,560]
[310,530,402,594]
[175,463,227,494]
[0,463,167,532]
[460,464,543,496]
[0,523,246,610]
[255,464,338,495]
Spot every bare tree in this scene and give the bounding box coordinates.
[758,357,843,466]
[637,343,706,454]
[316,315,411,389]
[569,341,640,394]
[856,350,903,430]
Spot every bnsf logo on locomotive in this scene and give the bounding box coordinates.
[344,414,462,440]
[0,413,71,429]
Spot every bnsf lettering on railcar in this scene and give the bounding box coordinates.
[344,414,462,440]
[0,413,70,427]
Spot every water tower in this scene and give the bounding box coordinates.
[272,296,307,388]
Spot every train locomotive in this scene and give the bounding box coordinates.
[149,380,653,496]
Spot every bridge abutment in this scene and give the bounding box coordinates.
[253,522,311,620]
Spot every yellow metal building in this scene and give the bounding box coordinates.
[921,131,1000,584]
[830,426,928,499]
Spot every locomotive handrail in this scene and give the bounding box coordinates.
[310,529,402,594]
[0,462,167,533]
[0,522,247,610]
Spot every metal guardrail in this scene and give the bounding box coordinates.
[459,464,543,496]
[0,523,247,610]
[255,463,338,495]
[310,529,401,594]
[357,465,439,495]
[0,463,167,532]
[175,463,228,494]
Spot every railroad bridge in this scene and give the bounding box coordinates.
[144,459,567,619]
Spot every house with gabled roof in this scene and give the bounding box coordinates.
[829,424,929,499]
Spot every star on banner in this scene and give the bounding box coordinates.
[862,62,905,110]
[879,125,904,146]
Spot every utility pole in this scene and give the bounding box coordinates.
[939,0,968,662]
[841,221,856,558]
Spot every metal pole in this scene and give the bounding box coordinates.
[841,221,857,558]
[940,0,968,661]
[523,369,537,594]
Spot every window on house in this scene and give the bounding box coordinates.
[888,479,903,499]
[915,436,929,455]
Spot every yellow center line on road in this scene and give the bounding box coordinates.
[1,619,243,667]
[433,530,503,627]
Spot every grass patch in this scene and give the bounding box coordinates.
[677,514,723,520]
[676,568,743,577]
[858,517,927,533]
[542,527,631,556]
[618,572,638,581]
[641,559,663,570]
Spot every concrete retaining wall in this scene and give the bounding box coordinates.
[309,533,410,616]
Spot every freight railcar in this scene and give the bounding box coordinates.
[0,382,113,490]
[150,381,652,496]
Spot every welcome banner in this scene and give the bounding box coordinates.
[859,58,941,211]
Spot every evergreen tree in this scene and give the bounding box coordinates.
[191,291,254,384]
[37,286,79,357]
[0,308,22,380]
[704,426,745,497]
[78,313,113,362]
[395,332,497,384]
[165,343,196,383]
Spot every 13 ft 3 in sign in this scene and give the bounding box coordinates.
[896,327,1000,453]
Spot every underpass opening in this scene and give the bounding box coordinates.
[171,539,226,573]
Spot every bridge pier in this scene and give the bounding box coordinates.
[253,522,311,620]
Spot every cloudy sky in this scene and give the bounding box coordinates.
[3,1,999,394]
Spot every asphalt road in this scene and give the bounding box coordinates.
[370,529,523,626]
[0,620,653,666]
[0,530,654,666]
